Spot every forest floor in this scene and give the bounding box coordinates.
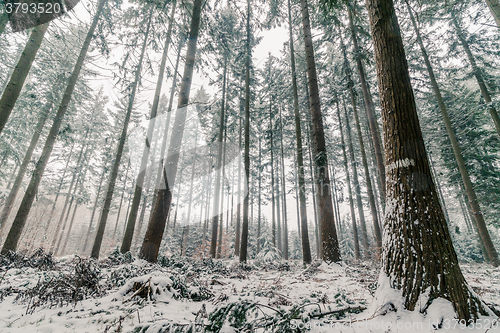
[0,250,498,332]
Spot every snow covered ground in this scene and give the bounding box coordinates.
[0,250,498,332]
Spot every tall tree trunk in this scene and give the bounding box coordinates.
[347,2,385,204]
[113,159,131,238]
[339,29,382,252]
[484,0,500,27]
[91,10,152,259]
[0,22,49,136]
[365,0,489,319]
[235,104,242,256]
[0,93,55,229]
[0,0,106,254]
[304,120,320,258]
[336,95,360,260]
[257,136,262,254]
[269,96,276,247]
[342,97,369,256]
[120,0,177,254]
[406,1,499,266]
[299,0,340,262]
[451,13,500,138]
[239,0,251,262]
[139,0,204,263]
[217,124,228,259]
[181,126,198,256]
[209,58,228,258]
[279,106,288,260]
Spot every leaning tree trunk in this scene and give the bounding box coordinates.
[0,0,107,254]
[365,0,490,320]
[0,92,55,230]
[239,0,251,262]
[347,2,385,204]
[299,0,340,262]
[120,0,177,254]
[139,0,204,263]
[0,22,49,136]
[484,0,500,27]
[451,13,500,138]
[335,95,360,260]
[91,11,152,259]
[209,58,228,258]
[339,29,382,252]
[406,1,499,266]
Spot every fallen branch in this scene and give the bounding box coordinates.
[309,305,367,319]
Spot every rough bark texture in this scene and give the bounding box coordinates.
[300,0,340,263]
[365,0,488,320]
[139,0,203,263]
[120,0,177,254]
[91,11,152,259]
[0,22,49,136]
[0,0,106,254]
[406,1,499,267]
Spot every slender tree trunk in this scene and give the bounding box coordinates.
[0,1,106,254]
[304,120,320,258]
[279,106,288,260]
[113,159,131,238]
[257,136,262,254]
[336,96,360,260]
[451,13,500,138]
[347,3,385,204]
[0,22,49,136]
[121,1,177,254]
[484,0,500,27]
[91,11,152,259]
[181,127,198,256]
[406,1,499,266]
[299,0,340,262]
[339,29,382,252]
[209,58,228,258]
[239,0,251,262]
[217,125,228,259]
[140,0,204,263]
[0,95,55,229]
[276,158,282,253]
[365,0,489,319]
[269,97,276,247]
[342,97,369,255]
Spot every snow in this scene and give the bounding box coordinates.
[0,254,498,332]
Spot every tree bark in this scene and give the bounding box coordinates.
[139,0,204,263]
[1,0,106,254]
[365,0,489,319]
[91,10,152,259]
[299,0,340,262]
[336,95,360,260]
[239,0,251,263]
[120,0,177,254]
[406,1,499,266]
[484,0,500,27]
[347,2,385,205]
[0,22,49,136]
[209,58,228,258]
[279,107,288,260]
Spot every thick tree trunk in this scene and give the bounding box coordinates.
[405,2,498,266]
[347,3,385,204]
[339,29,382,252]
[299,0,340,262]
[336,96,360,260]
[91,11,152,259]
[0,22,49,136]
[365,0,489,320]
[484,0,500,27]
[120,0,177,254]
[451,14,500,138]
[139,0,204,263]
[0,0,106,254]
[209,58,228,258]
